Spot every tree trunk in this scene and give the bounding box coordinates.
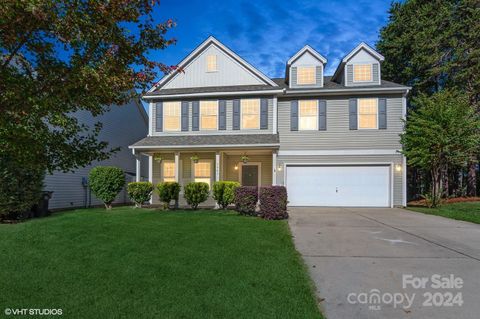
[467,161,477,197]
[442,164,449,198]
[431,166,442,207]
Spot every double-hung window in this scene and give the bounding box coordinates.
[194,161,212,188]
[299,100,318,130]
[241,99,260,129]
[297,66,316,85]
[162,160,176,182]
[353,64,373,82]
[358,98,378,129]
[163,102,181,131]
[200,101,218,130]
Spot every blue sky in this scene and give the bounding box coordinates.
[149,0,393,79]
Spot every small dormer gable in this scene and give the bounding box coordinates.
[287,45,327,89]
[332,42,384,86]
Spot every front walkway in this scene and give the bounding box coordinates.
[289,207,480,319]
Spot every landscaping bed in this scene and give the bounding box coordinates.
[407,201,480,224]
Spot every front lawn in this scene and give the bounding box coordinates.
[0,208,322,319]
[407,202,480,224]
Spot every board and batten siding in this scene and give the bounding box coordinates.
[277,95,403,150]
[276,154,404,206]
[151,98,274,135]
[44,100,149,210]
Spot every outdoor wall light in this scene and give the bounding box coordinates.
[234,165,238,170]
[277,165,283,171]
[395,164,402,172]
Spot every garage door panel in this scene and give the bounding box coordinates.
[286,166,390,207]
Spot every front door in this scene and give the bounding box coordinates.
[241,165,259,187]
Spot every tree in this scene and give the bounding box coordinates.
[88,166,125,210]
[0,0,176,212]
[377,0,480,197]
[401,90,480,207]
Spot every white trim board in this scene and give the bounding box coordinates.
[278,149,400,156]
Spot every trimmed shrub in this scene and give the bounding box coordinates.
[259,186,288,220]
[89,166,125,210]
[234,186,258,216]
[184,182,209,210]
[212,181,240,209]
[127,182,154,208]
[156,182,181,209]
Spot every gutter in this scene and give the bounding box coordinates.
[129,143,280,149]
[143,89,284,99]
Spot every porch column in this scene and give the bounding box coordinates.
[148,155,153,204]
[174,152,180,182]
[215,152,221,182]
[135,155,141,182]
[272,151,277,185]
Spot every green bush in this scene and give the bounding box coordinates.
[184,182,209,210]
[212,181,240,209]
[127,182,154,208]
[88,166,125,210]
[156,182,181,209]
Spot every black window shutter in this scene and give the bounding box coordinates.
[233,99,240,130]
[192,101,199,131]
[378,98,387,129]
[218,100,226,130]
[155,102,163,132]
[291,100,298,131]
[181,101,189,131]
[349,99,357,130]
[260,98,268,129]
[318,100,326,131]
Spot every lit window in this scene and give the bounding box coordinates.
[299,100,318,130]
[162,161,175,182]
[163,102,181,131]
[297,66,316,85]
[200,101,218,130]
[241,99,260,129]
[194,161,211,188]
[353,64,372,82]
[206,55,217,72]
[358,98,378,129]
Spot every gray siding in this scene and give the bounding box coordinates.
[278,95,403,150]
[151,98,274,136]
[346,63,380,86]
[44,100,149,210]
[275,154,404,206]
[290,65,324,88]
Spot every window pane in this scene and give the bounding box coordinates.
[299,100,318,130]
[297,66,316,85]
[206,55,217,72]
[358,99,378,129]
[163,102,180,131]
[194,162,211,177]
[162,161,175,181]
[359,115,377,129]
[241,99,260,129]
[353,64,372,82]
[200,101,218,130]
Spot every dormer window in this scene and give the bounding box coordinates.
[297,66,316,85]
[206,55,217,72]
[353,64,372,82]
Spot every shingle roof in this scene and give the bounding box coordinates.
[131,134,280,148]
[272,76,407,90]
[144,84,280,96]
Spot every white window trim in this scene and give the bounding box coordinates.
[299,100,319,131]
[357,98,379,130]
[296,65,317,85]
[163,102,181,132]
[352,63,374,83]
[191,159,214,187]
[206,55,217,73]
[238,162,262,187]
[240,98,261,130]
[161,160,176,182]
[200,100,219,131]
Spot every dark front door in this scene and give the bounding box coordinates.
[242,165,259,186]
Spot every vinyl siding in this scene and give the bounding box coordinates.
[278,95,403,150]
[276,154,404,206]
[151,98,274,135]
[44,100,149,210]
[224,154,272,186]
[289,51,324,88]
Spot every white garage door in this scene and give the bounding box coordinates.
[286,165,390,207]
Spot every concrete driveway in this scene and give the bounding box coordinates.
[289,207,480,319]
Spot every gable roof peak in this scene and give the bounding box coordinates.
[341,42,385,63]
[288,45,327,65]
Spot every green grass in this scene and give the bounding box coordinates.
[0,207,322,319]
[407,202,480,224]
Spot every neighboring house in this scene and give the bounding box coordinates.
[44,99,148,210]
[130,36,410,207]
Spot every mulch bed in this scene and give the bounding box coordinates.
[408,197,480,207]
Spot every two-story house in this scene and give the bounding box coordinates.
[130,36,410,207]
